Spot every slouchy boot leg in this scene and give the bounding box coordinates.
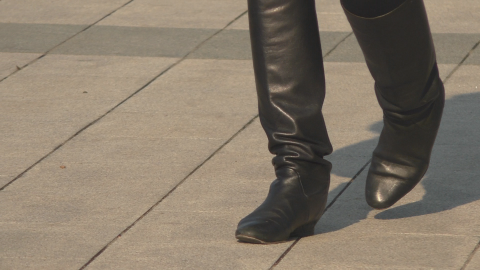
[341,0,444,209]
[235,0,333,244]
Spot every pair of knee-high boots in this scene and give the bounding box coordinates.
[236,0,444,244]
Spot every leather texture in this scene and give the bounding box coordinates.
[236,167,328,243]
[341,0,406,18]
[236,0,332,244]
[342,0,445,209]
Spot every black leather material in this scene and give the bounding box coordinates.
[342,0,445,209]
[236,167,329,243]
[342,0,406,18]
[236,0,332,243]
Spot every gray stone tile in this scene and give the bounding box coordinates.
[324,33,364,63]
[0,52,41,80]
[438,64,458,81]
[466,248,480,270]
[6,54,177,78]
[81,121,293,270]
[444,65,480,99]
[0,55,177,184]
[98,0,247,29]
[114,59,257,115]
[326,33,480,64]
[275,167,480,269]
[433,33,480,64]
[0,59,259,268]
[51,25,216,58]
[0,258,85,270]
[277,231,477,269]
[87,212,289,270]
[321,32,354,56]
[425,0,480,34]
[0,138,224,225]
[0,222,121,270]
[0,175,14,188]
[315,0,353,32]
[0,0,129,25]
[189,30,252,60]
[225,12,249,30]
[0,23,86,53]
[464,43,480,65]
[189,30,351,60]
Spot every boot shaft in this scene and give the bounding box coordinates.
[342,0,439,113]
[248,0,333,171]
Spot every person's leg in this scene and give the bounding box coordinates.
[236,0,332,243]
[341,0,444,209]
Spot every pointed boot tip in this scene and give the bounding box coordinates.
[235,226,268,244]
[366,195,398,209]
[235,233,267,244]
[367,200,394,210]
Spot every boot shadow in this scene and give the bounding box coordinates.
[315,92,480,234]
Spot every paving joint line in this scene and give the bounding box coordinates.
[267,36,480,265]
[461,238,480,270]
[269,36,480,267]
[269,159,371,269]
[79,115,258,270]
[75,11,251,269]
[323,32,353,59]
[0,9,248,191]
[0,0,137,191]
[444,39,480,83]
[0,0,136,84]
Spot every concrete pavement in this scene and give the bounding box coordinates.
[0,0,479,269]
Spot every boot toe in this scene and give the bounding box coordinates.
[365,172,416,209]
[235,220,287,244]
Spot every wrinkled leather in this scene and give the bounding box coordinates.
[236,167,328,243]
[342,0,445,209]
[236,0,332,243]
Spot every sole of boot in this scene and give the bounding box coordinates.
[236,220,317,244]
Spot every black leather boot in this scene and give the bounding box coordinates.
[341,0,445,209]
[236,0,333,244]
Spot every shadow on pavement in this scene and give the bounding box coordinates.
[318,92,480,234]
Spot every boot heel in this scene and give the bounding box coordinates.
[290,221,317,237]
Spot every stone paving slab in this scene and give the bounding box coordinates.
[0,0,130,25]
[0,23,86,54]
[465,44,480,65]
[466,250,480,270]
[0,55,177,187]
[0,59,258,268]
[98,0,247,29]
[424,0,480,33]
[51,26,217,58]
[0,52,42,81]
[0,0,479,269]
